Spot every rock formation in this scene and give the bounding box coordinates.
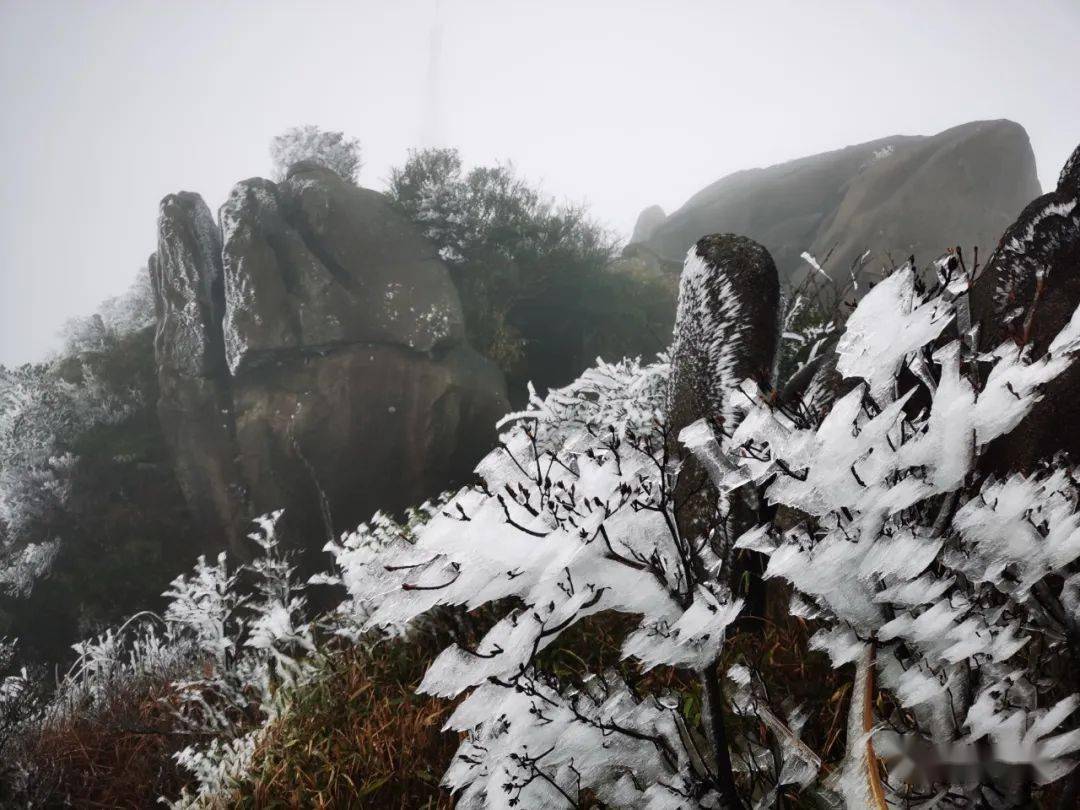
[219,162,466,372]
[628,204,666,245]
[971,141,1080,473]
[150,193,247,555]
[667,234,780,621]
[638,120,1040,285]
[150,163,508,554]
[668,234,781,436]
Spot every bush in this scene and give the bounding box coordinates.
[322,259,1080,807]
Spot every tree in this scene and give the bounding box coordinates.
[387,148,670,401]
[59,270,155,357]
[0,270,152,605]
[269,126,362,184]
[0,363,136,599]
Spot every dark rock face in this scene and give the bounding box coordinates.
[641,120,1040,284]
[152,193,226,378]
[971,142,1080,472]
[149,165,507,554]
[150,193,247,555]
[232,343,505,542]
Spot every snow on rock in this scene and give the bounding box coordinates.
[669,234,780,436]
[971,141,1080,472]
[151,192,227,380]
[150,191,247,555]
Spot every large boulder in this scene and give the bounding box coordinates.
[232,343,506,543]
[152,192,227,378]
[641,120,1040,285]
[219,162,465,374]
[150,165,507,554]
[971,142,1080,472]
[150,193,247,555]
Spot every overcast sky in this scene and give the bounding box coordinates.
[1,0,1078,365]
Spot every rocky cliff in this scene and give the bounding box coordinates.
[632,120,1041,284]
[150,193,247,554]
[971,141,1080,473]
[150,162,508,554]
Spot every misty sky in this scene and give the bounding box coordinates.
[1,0,1078,365]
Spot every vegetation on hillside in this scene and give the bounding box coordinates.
[387,147,675,401]
[0,274,198,662]
[5,244,1080,806]
[4,133,1079,808]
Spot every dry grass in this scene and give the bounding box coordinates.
[227,596,845,809]
[12,586,1067,807]
[10,675,191,808]
[233,636,459,809]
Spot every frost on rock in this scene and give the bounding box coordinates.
[669,235,779,433]
[983,141,1080,343]
[218,179,293,375]
[871,144,894,162]
[151,192,225,380]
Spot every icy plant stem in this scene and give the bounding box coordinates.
[847,641,888,809]
[700,659,743,808]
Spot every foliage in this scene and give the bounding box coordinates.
[5,207,1080,808]
[0,637,43,783]
[318,254,1080,807]
[687,260,1080,807]
[4,663,189,808]
[161,513,315,807]
[58,270,156,358]
[0,361,136,600]
[387,148,671,400]
[269,125,362,184]
[0,514,317,806]
[325,355,770,807]
[1,269,153,588]
[0,270,195,662]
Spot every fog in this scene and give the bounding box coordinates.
[1,0,1078,365]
